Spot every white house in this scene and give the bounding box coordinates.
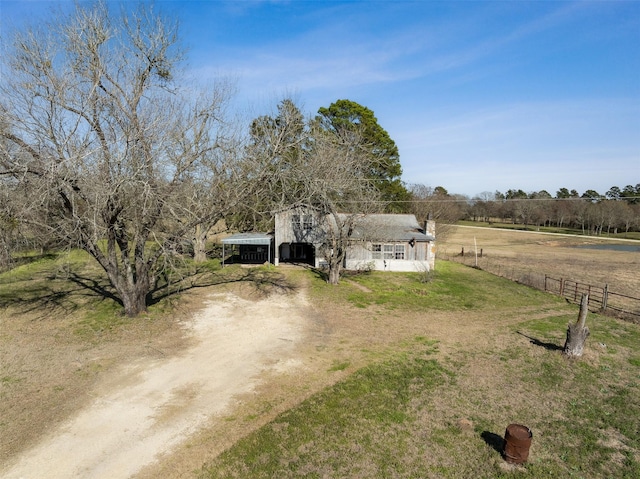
[274,208,436,272]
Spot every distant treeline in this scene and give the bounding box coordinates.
[464,184,640,234]
[407,184,640,235]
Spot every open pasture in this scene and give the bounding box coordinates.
[440,225,640,307]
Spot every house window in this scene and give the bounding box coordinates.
[372,243,406,260]
[303,215,313,231]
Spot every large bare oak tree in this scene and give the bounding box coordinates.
[0,2,237,316]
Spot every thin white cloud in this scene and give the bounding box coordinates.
[189,1,602,103]
[398,98,640,195]
[184,1,639,196]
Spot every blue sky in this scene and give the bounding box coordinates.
[1,0,639,198]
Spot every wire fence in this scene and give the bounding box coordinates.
[543,277,639,320]
[443,252,640,322]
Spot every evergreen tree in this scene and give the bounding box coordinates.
[315,99,410,212]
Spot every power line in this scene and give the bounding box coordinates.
[336,196,640,204]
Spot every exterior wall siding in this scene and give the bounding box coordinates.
[344,258,430,272]
[346,241,433,272]
[275,208,326,266]
[275,208,435,271]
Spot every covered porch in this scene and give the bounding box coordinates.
[221,233,274,266]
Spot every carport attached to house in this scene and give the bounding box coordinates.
[221,233,273,265]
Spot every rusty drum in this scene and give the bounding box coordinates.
[503,423,532,464]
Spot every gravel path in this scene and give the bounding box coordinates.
[2,291,308,479]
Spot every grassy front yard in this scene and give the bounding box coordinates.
[201,263,640,478]
[2,248,638,478]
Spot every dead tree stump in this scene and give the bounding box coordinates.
[563,293,590,358]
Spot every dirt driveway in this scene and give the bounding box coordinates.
[2,289,311,479]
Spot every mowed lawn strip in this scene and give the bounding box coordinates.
[201,263,640,479]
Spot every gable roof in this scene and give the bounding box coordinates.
[338,214,434,243]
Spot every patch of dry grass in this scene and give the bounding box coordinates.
[197,268,640,479]
[0,309,189,460]
[439,225,640,294]
[0,252,194,462]
[440,225,640,315]
[3,244,639,478]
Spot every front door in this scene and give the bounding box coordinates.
[287,243,314,265]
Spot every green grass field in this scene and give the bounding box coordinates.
[200,265,640,479]
[2,249,639,478]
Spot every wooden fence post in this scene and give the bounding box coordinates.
[560,278,565,297]
[602,284,608,312]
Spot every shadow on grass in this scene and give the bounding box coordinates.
[291,263,374,284]
[481,431,505,455]
[0,264,298,318]
[9,251,60,268]
[517,331,564,351]
[0,273,91,319]
[306,265,328,283]
[275,262,333,283]
[158,267,297,304]
[68,273,123,305]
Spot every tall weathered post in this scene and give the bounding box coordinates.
[563,293,590,358]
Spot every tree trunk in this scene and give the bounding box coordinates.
[119,268,151,317]
[193,224,208,263]
[0,241,11,271]
[99,251,151,317]
[120,283,149,317]
[328,263,341,285]
[563,293,590,358]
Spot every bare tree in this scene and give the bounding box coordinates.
[600,199,628,235]
[305,126,383,284]
[237,98,309,232]
[620,202,639,235]
[178,118,248,263]
[0,2,237,316]
[469,191,496,222]
[245,99,383,284]
[572,200,590,234]
[0,179,17,270]
[551,199,574,229]
[408,184,465,241]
